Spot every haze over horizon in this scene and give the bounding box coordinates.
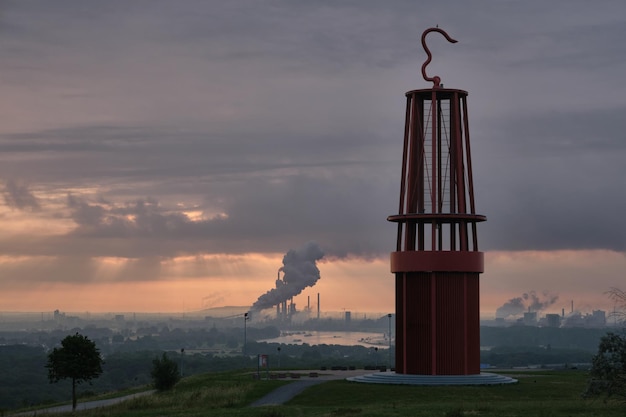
[0,1,625,317]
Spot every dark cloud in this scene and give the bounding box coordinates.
[2,180,40,211]
[0,254,163,288]
[67,195,199,239]
[493,107,626,156]
[0,0,625,267]
[57,170,396,258]
[477,106,626,252]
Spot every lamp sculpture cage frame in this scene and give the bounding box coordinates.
[387,27,486,375]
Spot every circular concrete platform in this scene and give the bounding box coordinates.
[347,372,518,386]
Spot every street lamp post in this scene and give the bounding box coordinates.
[243,312,249,356]
[180,348,185,377]
[387,313,392,371]
[374,347,378,368]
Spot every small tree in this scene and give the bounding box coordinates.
[46,333,104,410]
[151,353,180,391]
[585,331,626,402]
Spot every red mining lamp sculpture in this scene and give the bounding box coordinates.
[388,28,486,375]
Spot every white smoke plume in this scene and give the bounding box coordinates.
[495,290,559,318]
[251,242,324,312]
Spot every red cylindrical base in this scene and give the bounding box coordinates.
[391,251,484,273]
[395,271,480,375]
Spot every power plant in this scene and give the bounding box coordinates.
[274,269,294,321]
[250,242,324,318]
[274,291,322,322]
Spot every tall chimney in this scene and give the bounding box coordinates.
[317,293,320,319]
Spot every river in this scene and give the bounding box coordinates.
[259,330,391,348]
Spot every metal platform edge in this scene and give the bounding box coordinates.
[347,372,518,386]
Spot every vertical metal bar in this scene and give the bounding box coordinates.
[406,94,420,251]
[397,95,412,251]
[449,97,457,251]
[454,92,468,250]
[430,90,437,250]
[462,96,479,250]
[437,97,443,250]
[399,94,411,216]
[417,98,425,250]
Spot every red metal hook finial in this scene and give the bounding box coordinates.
[421,27,458,88]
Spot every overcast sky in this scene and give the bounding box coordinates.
[0,0,625,316]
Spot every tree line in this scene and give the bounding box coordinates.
[0,335,613,411]
[1,317,625,411]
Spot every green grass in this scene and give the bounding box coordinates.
[7,384,154,415]
[15,370,624,417]
[285,370,624,417]
[23,370,289,417]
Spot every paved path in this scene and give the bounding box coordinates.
[249,379,326,406]
[250,369,372,407]
[12,390,155,416]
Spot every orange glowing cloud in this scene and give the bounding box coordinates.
[0,249,622,317]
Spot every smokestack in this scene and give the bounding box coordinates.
[562,308,565,317]
[571,300,574,314]
[317,293,320,319]
[307,295,310,311]
[276,268,283,319]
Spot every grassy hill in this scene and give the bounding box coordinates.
[14,369,624,417]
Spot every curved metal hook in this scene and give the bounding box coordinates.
[421,27,457,88]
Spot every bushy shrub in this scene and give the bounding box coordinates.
[585,331,626,402]
[151,353,180,391]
